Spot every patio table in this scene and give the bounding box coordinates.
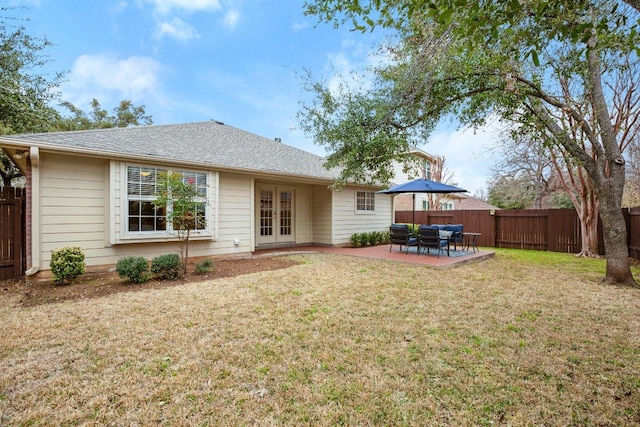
[463,232,481,253]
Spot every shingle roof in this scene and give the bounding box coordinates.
[0,121,339,181]
[459,196,501,210]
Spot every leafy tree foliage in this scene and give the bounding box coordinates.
[551,192,575,209]
[301,0,639,286]
[487,174,536,210]
[489,132,552,209]
[154,172,207,274]
[57,99,153,131]
[0,6,63,135]
[0,6,153,186]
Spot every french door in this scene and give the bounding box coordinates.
[256,185,294,245]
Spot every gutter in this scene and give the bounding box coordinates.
[25,146,40,276]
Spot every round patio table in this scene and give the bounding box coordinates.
[462,232,481,252]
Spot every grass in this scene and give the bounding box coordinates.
[1,249,639,426]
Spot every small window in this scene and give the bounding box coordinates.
[441,201,454,211]
[356,191,375,212]
[424,160,432,180]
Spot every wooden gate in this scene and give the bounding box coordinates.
[0,188,25,280]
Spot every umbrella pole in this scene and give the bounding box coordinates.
[412,193,416,227]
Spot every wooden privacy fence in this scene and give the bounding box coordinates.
[0,187,25,280]
[627,207,640,260]
[396,207,640,257]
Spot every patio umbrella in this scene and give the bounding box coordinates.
[377,178,467,225]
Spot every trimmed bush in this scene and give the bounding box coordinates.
[195,258,215,275]
[50,246,86,284]
[151,253,184,280]
[349,231,391,248]
[116,256,150,284]
[368,231,382,246]
[350,233,363,248]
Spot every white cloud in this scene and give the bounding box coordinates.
[426,121,501,195]
[222,9,239,29]
[324,43,379,97]
[156,17,199,40]
[145,0,221,15]
[292,22,310,32]
[62,53,162,106]
[111,1,128,13]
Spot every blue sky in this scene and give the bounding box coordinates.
[17,0,495,195]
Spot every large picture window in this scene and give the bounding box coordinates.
[356,191,375,212]
[126,165,208,234]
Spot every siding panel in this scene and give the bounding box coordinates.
[312,185,332,244]
[40,154,107,268]
[332,186,393,245]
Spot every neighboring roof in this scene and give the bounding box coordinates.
[407,145,437,162]
[459,196,501,210]
[0,121,339,182]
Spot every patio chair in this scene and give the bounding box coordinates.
[444,224,463,250]
[417,225,449,257]
[430,223,463,250]
[389,224,418,253]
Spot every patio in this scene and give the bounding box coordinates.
[254,244,494,269]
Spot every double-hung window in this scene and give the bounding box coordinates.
[356,191,376,213]
[178,171,208,231]
[127,166,167,232]
[126,165,208,235]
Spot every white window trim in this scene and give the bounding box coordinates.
[355,190,376,215]
[112,162,217,244]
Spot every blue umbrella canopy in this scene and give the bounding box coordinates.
[377,178,467,194]
[377,178,467,226]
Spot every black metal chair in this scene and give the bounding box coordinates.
[444,224,463,250]
[389,224,418,253]
[417,225,449,257]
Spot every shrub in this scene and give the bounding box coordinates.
[381,231,391,245]
[116,256,150,284]
[368,231,382,246]
[350,231,391,247]
[195,258,215,275]
[151,253,184,280]
[50,246,86,284]
[350,233,363,248]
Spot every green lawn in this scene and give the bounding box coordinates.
[1,249,639,426]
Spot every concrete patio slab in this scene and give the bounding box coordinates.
[254,244,495,269]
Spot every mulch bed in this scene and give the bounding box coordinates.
[0,257,299,307]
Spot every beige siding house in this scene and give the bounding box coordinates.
[0,121,393,276]
[390,146,467,213]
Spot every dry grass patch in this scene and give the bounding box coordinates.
[1,251,639,426]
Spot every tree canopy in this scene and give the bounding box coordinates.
[0,6,63,135]
[300,0,640,286]
[0,6,153,186]
[58,99,153,131]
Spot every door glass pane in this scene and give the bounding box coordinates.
[260,190,273,236]
[280,191,292,236]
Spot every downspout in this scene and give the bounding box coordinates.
[25,146,40,276]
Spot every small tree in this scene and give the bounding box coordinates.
[154,171,207,273]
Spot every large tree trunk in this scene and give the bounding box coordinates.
[587,39,638,287]
[598,188,635,285]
